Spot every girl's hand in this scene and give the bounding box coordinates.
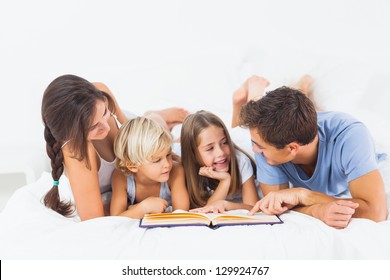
[199,166,230,181]
[190,200,228,214]
[199,167,231,204]
[138,197,169,214]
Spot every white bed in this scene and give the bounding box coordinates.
[1,1,390,260]
[1,161,390,260]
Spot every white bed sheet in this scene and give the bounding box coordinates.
[1,167,390,260]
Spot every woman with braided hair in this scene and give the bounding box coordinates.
[41,74,188,221]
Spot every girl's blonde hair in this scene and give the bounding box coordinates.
[180,110,255,208]
[114,117,173,176]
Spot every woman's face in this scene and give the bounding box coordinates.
[197,125,231,172]
[87,100,111,140]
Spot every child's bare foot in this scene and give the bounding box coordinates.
[290,75,313,98]
[247,76,270,101]
[232,86,247,108]
[290,75,320,110]
[147,107,189,124]
[232,75,269,128]
[145,107,189,131]
[233,75,269,106]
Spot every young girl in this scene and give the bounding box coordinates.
[180,110,260,212]
[111,117,190,218]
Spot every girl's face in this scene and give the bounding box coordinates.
[87,100,111,140]
[197,125,231,172]
[136,147,173,183]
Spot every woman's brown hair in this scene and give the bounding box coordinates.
[41,74,115,216]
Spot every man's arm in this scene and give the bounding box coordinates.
[292,192,358,229]
[348,169,387,221]
[251,170,387,228]
[252,186,359,228]
[285,170,386,228]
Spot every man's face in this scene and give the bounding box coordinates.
[249,128,293,165]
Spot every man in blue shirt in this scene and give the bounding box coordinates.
[238,76,387,229]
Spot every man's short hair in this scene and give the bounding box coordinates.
[239,86,318,149]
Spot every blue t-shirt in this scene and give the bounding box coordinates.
[255,111,386,197]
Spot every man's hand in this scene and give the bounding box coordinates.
[249,188,303,215]
[312,200,359,229]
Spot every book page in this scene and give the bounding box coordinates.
[197,209,249,221]
[210,211,282,226]
[141,211,211,226]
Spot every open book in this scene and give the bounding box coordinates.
[139,210,283,228]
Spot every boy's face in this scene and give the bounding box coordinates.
[135,147,173,182]
[249,128,293,165]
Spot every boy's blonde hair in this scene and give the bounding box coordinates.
[114,117,173,176]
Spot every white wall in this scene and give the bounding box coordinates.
[1,0,390,182]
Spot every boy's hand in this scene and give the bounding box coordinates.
[138,197,168,214]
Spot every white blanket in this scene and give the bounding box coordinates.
[1,167,390,259]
